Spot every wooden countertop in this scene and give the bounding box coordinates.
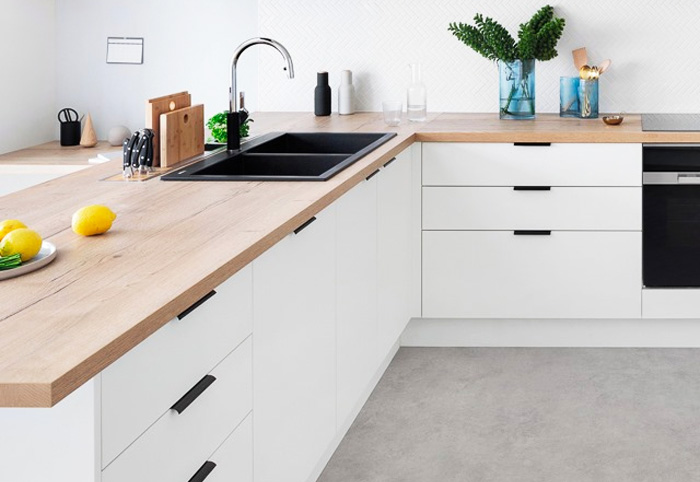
[1,112,699,408]
[0,141,120,165]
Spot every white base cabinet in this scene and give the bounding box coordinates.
[423,231,642,319]
[252,206,338,482]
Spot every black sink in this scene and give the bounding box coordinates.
[161,131,396,182]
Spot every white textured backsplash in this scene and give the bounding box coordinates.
[258,0,700,114]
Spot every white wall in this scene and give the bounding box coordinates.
[258,0,700,114]
[0,0,56,154]
[55,0,258,140]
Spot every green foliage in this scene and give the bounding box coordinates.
[449,5,565,62]
[206,111,253,143]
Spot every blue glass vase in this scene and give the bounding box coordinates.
[499,59,535,120]
[578,79,599,119]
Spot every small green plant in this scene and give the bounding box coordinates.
[206,111,253,143]
[448,5,565,62]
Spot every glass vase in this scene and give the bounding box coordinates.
[578,79,599,119]
[499,59,535,120]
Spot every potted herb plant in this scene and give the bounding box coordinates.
[206,111,253,150]
[449,5,565,119]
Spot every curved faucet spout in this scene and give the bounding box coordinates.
[230,37,295,113]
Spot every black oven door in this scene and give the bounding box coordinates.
[644,175,700,287]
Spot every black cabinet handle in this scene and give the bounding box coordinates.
[514,230,551,236]
[293,216,316,235]
[513,186,551,191]
[178,291,217,320]
[171,374,216,414]
[365,169,380,181]
[188,461,217,482]
[514,142,551,147]
[383,157,396,168]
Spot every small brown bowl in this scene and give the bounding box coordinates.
[602,115,624,126]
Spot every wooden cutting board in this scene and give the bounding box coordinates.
[160,104,205,167]
[145,91,191,167]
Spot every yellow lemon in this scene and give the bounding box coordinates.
[0,228,42,261]
[0,219,27,240]
[72,205,117,236]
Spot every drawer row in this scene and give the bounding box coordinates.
[422,142,641,187]
[423,186,641,231]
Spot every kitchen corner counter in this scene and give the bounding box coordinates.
[1,112,699,408]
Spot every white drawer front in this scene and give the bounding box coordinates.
[101,265,252,467]
[205,413,253,482]
[422,143,641,187]
[423,187,641,231]
[643,290,700,319]
[102,337,252,482]
[423,231,641,319]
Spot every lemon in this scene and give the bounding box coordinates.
[0,228,42,261]
[72,205,117,236]
[0,219,27,240]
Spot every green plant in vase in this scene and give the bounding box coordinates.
[449,5,565,119]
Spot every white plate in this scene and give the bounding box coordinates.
[0,242,57,281]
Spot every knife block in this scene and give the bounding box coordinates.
[60,121,81,146]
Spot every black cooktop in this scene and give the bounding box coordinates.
[642,113,700,131]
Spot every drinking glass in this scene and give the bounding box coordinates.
[382,101,402,126]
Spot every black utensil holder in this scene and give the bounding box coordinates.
[60,121,81,146]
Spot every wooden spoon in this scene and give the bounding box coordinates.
[598,59,612,74]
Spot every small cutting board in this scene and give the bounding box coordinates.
[146,91,191,167]
[160,104,204,167]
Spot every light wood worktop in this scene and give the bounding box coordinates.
[1,112,699,408]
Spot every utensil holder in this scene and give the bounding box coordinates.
[578,79,599,119]
[559,77,580,118]
[60,121,81,146]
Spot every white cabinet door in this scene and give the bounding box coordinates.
[377,149,414,352]
[205,414,253,482]
[335,175,378,429]
[423,231,642,319]
[252,206,337,482]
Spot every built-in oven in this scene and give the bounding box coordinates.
[643,144,700,287]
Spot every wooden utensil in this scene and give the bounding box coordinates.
[598,59,612,74]
[572,47,588,70]
[80,114,98,148]
[145,91,191,167]
[159,104,204,167]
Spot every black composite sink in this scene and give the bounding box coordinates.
[161,131,396,182]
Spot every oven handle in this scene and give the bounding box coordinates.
[643,172,700,185]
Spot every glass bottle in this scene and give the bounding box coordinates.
[407,63,427,122]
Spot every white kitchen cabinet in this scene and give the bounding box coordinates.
[423,231,642,319]
[102,338,252,482]
[377,148,415,353]
[206,413,253,482]
[422,142,641,187]
[101,265,253,467]
[423,186,641,231]
[252,206,337,482]
[335,175,379,429]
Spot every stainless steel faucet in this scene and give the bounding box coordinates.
[228,37,294,150]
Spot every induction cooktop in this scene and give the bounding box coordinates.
[642,113,700,131]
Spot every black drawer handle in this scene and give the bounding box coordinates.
[513,186,551,191]
[514,142,551,147]
[383,157,397,168]
[294,216,316,235]
[188,461,217,482]
[365,169,381,181]
[177,291,217,320]
[171,374,216,414]
[514,230,551,236]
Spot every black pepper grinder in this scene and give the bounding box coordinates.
[315,71,331,116]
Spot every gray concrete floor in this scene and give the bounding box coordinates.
[318,347,700,482]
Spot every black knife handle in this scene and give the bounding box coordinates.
[171,375,216,414]
[188,461,217,482]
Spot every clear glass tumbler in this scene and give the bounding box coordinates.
[382,101,402,126]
